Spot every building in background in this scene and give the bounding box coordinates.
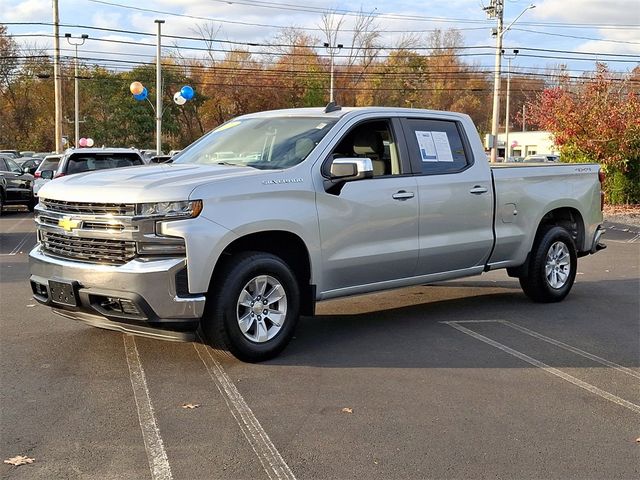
[496,131,556,159]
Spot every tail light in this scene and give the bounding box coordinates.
[598,168,605,211]
[34,171,41,178]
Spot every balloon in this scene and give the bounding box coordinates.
[173,92,186,105]
[180,85,194,100]
[78,138,87,147]
[130,81,144,95]
[133,87,148,101]
[86,138,94,147]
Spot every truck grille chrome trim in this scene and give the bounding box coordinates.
[41,198,136,216]
[40,231,136,265]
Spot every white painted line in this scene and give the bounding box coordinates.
[123,335,173,480]
[627,234,640,244]
[498,320,640,380]
[0,232,33,256]
[444,321,640,415]
[194,340,297,480]
[0,215,29,233]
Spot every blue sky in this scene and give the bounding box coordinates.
[2,0,639,75]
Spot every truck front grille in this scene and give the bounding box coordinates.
[41,199,136,216]
[40,231,136,265]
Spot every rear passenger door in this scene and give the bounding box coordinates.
[399,117,494,275]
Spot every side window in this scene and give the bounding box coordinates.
[0,159,7,171]
[401,118,470,175]
[329,119,404,177]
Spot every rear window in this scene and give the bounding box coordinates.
[64,153,143,175]
[38,156,61,172]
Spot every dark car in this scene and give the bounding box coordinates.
[148,155,173,164]
[16,157,42,175]
[0,155,36,214]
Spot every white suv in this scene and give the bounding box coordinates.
[34,148,144,196]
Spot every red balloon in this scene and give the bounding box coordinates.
[79,138,87,147]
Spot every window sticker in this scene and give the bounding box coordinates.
[213,121,241,133]
[414,130,454,162]
[431,131,454,162]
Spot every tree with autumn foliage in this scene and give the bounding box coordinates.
[527,64,640,204]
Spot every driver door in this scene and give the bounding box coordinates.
[315,118,419,294]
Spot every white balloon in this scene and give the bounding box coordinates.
[86,138,95,147]
[173,92,186,105]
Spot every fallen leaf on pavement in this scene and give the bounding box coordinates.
[636,437,640,443]
[26,304,36,307]
[341,407,353,414]
[182,403,200,409]
[4,455,34,466]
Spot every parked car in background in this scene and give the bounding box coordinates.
[20,151,36,158]
[524,154,560,163]
[139,149,163,163]
[0,150,21,159]
[148,155,173,164]
[0,155,35,214]
[168,149,182,156]
[16,157,42,175]
[33,148,145,196]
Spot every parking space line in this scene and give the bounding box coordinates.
[443,321,640,414]
[123,335,173,480]
[0,232,33,256]
[0,215,29,233]
[497,320,640,379]
[194,340,297,480]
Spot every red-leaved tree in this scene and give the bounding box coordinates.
[527,63,640,204]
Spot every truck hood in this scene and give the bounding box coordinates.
[38,163,262,203]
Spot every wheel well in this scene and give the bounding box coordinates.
[536,207,585,251]
[212,231,315,316]
[507,207,585,279]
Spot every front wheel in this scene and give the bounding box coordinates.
[519,226,577,303]
[202,252,300,362]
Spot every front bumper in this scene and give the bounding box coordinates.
[29,246,205,340]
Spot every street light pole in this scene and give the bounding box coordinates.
[155,19,165,156]
[323,42,343,103]
[487,2,535,162]
[503,49,518,160]
[65,33,88,147]
[52,0,63,153]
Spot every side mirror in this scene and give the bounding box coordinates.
[324,157,374,195]
[40,170,54,180]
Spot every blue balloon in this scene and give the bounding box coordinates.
[133,87,148,101]
[180,85,194,100]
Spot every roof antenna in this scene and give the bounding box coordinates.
[324,101,341,113]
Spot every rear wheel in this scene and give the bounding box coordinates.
[519,226,577,303]
[202,252,300,362]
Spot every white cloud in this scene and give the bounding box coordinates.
[1,0,50,22]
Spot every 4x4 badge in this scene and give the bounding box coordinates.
[58,217,81,232]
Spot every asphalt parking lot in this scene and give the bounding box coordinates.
[1,208,639,480]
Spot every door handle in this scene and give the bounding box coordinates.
[392,190,415,200]
[469,186,488,195]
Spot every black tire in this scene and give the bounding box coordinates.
[27,197,36,212]
[201,251,300,362]
[519,225,577,303]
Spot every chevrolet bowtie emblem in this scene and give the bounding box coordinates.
[58,217,81,232]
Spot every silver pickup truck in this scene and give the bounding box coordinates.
[29,107,606,361]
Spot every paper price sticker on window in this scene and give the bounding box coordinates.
[415,131,454,162]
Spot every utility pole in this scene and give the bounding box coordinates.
[486,0,504,163]
[65,33,88,147]
[323,42,343,103]
[485,1,535,162]
[155,19,165,155]
[52,0,63,153]
[503,49,518,160]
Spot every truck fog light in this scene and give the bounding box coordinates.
[137,242,186,255]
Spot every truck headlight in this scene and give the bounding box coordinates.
[136,200,202,218]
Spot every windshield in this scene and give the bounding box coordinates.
[174,117,337,170]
